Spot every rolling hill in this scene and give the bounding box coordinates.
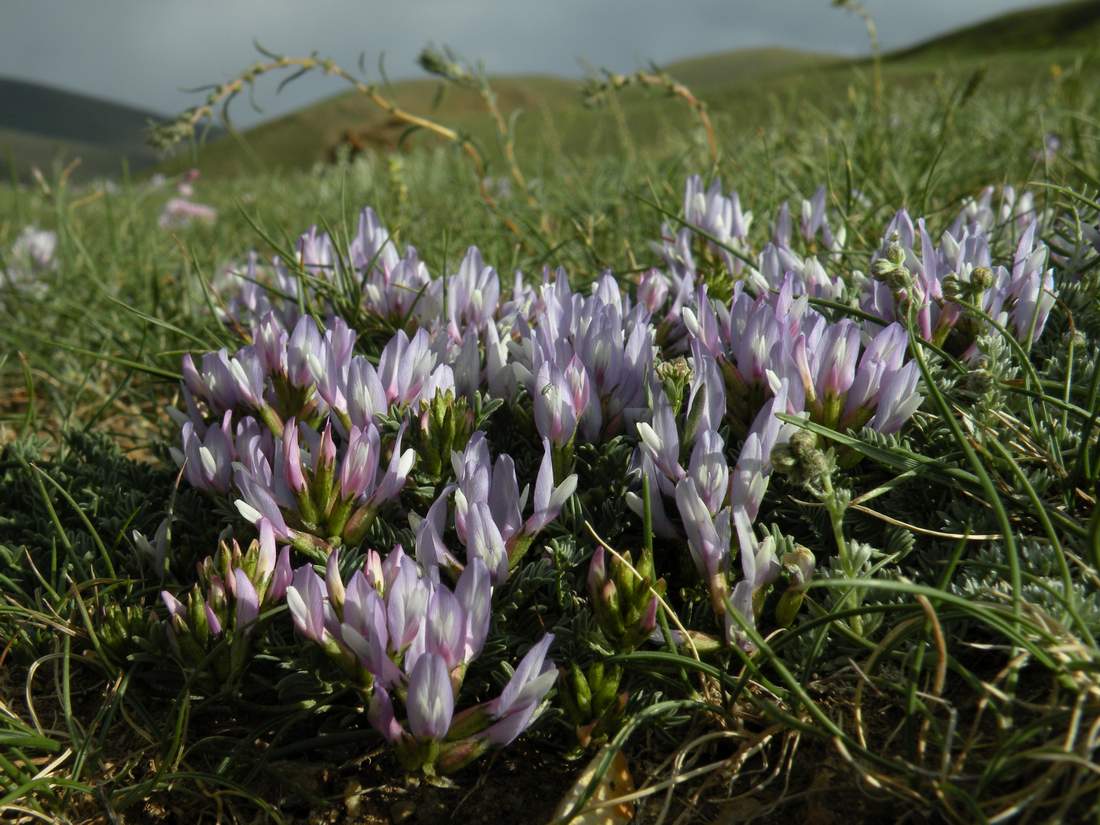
[892,0,1100,59]
[156,0,1100,178]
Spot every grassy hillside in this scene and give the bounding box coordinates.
[0,126,150,183]
[158,48,847,178]
[659,47,843,90]
[156,0,1100,179]
[893,0,1100,58]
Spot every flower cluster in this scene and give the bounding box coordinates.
[511,272,657,446]
[174,312,478,555]
[160,522,292,682]
[415,432,577,583]
[863,204,1055,360]
[286,546,556,774]
[169,173,1060,703]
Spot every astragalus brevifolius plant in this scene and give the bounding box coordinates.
[158,166,1058,761]
[3,34,1100,824]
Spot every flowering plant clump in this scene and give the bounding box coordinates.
[286,546,556,775]
[160,522,292,686]
[158,172,1061,773]
[862,204,1055,360]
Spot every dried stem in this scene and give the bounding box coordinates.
[584,68,720,165]
[151,50,528,240]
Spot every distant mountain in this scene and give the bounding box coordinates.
[0,78,216,181]
[0,78,162,148]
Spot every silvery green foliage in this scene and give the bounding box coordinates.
[955,542,1100,631]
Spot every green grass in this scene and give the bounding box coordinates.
[1,7,1100,824]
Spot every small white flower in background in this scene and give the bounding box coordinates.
[11,226,57,273]
[1,226,58,297]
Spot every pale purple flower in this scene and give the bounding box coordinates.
[731,383,792,522]
[531,360,580,447]
[233,568,260,628]
[282,420,307,495]
[637,269,670,316]
[369,423,415,505]
[425,586,467,670]
[524,438,579,535]
[446,246,500,339]
[842,323,908,419]
[728,507,781,644]
[378,328,437,405]
[341,579,401,687]
[674,478,731,582]
[234,466,293,542]
[407,653,455,740]
[338,425,381,501]
[454,559,492,663]
[178,418,233,492]
[350,206,401,275]
[415,486,461,570]
[159,197,217,229]
[484,322,516,399]
[867,362,923,434]
[253,312,289,376]
[815,319,861,400]
[287,316,325,390]
[346,356,388,428]
[161,590,186,622]
[368,686,405,743]
[286,563,330,644]
[296,226,336,277]
[466,501,510,583]
[636,393,684,482]
[386,557,430,653]
[269,546,293,603]
[484,633,557,746]
[687,428,728,516]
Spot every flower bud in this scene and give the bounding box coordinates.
[941,273,962,303]
[871,257,897,280]
[775,589,806,628]
[587,546,607,604]
[326,549,346,615]
[655,357,693,417]
[885,265,913,292]
[971,266,994,291]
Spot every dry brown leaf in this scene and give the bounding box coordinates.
[550,747,636,824]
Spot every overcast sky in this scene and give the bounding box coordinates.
[1,1,1063,127]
